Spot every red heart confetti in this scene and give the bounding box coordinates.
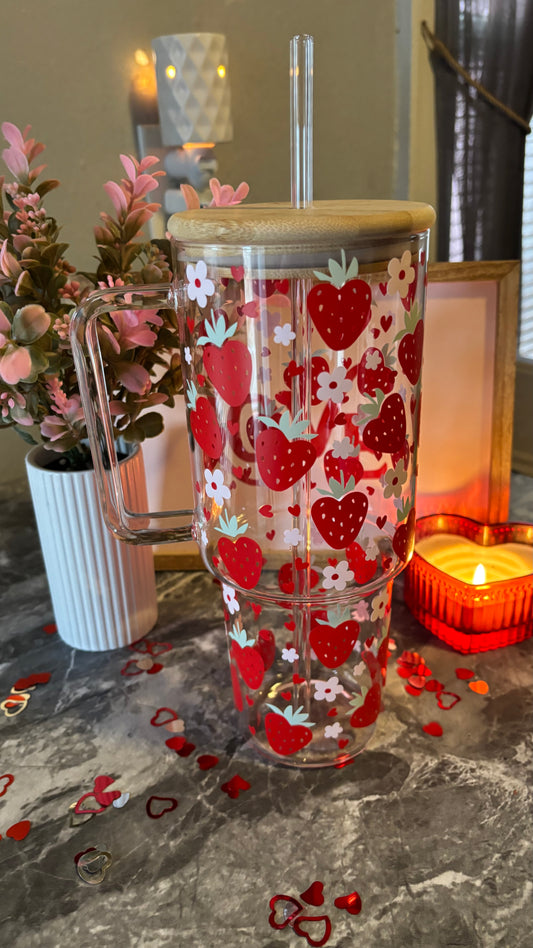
[220,774,251,799]
[145,795,178,819]
[407,675,427,690]
[151,707,179,727]
[74,793,107,815]
[425,679,444,693]
[293,914,332,947]
[164,718,185,733]
[300,881,325,907]
[165,735,187,752]
[437,691,461,710]
[93,775,121,807]
[281,690,292,701]
[73,846,97,865]
[197,755,219,771]
[268,894,303,930]
[129,639,172,657]
[469,679,489,695]
[455,667,475,680]
[43,623,57,634]
[12,672,51,691]
[259,504,273,518]
[146,662,164,675]
[422,721,443,737]
[334,890,362,915]
[6,820,31,841]
[176,741,196,757]
[293,674,305,684]
[0,774,14,797]
[120,660,144,677]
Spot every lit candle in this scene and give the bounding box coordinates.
[415,533,532,584]
[130,49,159,125]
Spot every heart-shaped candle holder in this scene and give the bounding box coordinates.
[404,515,533,653]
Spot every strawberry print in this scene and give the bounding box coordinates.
[215,512,263,589]
[254,628,276,670]
[197,311,252,407]
[229,625,265,689]
[310,606,360,669]
[361,391,406,457]
[349,681,381,728]
[186,381,222,459]
[256,410,317,491]
[396,304,424,385]
[311,475,368,549]
[276,355,329,409]
[265,704,314,756]
[357,345,397,397]
[323,438,363,486]
[392,503,416,563]
[346,539,378,584]
[308,250,372,351]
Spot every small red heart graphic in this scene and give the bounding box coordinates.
[258,506,273,521]
[197,373,205,386]
[0,774,14,797]
[13,672,51,691]
[203,507,211,521]
[261,346,271,357]
[288,504,300,517]
[5,820,31,842]
[275,278,289,294]
[266,530,275,541]
[455,667,475,680]
[327,708,337,717]
[145,795,178,819]
[250,602,262,617]
[281,690,292,701]
[300,880,324,906]
[220,774,251,799]
[245,695,254,706]
[383,556,392,570]
[295,558,309,571]
[197,754,219,771]
[231,265,244,282]
[292,673,305,685]
[437,691,461,710]
[371,328,380,339]
[285,620,296,632]
[146,662,164,675]
[249,725,256,735]
[334,890,362,915]
[333,413,347,426]
[74,793,106,815]
[186,316,194,332]
[423,721,443,737]
[381,315,392,332]
[327,557,338,567]
[268,894,303,930]
[376,515,387,529]
[232,465,243,479]
[338,738,349,749]
[379,281,388,295]
[293,914,332,947]
[165,735,187,752]
[366,486,375,495]
[227,420,239,436]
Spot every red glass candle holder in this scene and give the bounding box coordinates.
[404,515,533,653]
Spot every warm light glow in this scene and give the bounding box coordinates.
[473,563,486,585]
[134,49,150,67]
[182,142,215,150]
[166,64,176,79]
[217,64,226,78]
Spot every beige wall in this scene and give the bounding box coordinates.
[0,0,436,483]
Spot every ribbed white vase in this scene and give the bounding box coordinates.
[25,444,157,651]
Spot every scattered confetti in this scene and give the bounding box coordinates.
[5,820,31,841]
[68,801,94,827]
[128,638,172,656]
[436,691,461,710]
[112,792,130,808]
[197,755,219,771]
[73,794,107,816]
[145,795,178,819]
[43,623,57,634]
[333,890,362,915]
[12,672,51,691]
[0,774,14,797]
[269,894,303,930]
[422,722,443,737]
[165,736,196,757]
[469,679,489,695]
[76,848,113,885]
[293,914,332,947]
[405,684,423,696]
[93,775,121,807]
[150,707,179,727]
[455,667,475,680]
[300,881,325,907]
[424,679,444,693]
[73,846,97,865]
[220,774,251,799]
[135,656,155,671]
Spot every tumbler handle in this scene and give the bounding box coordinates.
[71,283,193,545]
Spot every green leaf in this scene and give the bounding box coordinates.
[136,411,164,439]
[35,179,60,198]
[41,242,70,267]
[12,305,50,343]
[13,426,39,446]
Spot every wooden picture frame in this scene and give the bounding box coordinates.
[151,259,520,570]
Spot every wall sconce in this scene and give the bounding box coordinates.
[131,33,233,234]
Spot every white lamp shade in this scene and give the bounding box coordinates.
[152,33,233,146]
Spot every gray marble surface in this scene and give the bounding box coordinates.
[0,474,532,948]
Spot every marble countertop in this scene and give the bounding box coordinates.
[0,474,532,948]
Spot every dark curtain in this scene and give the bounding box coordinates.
[432,0,533,261]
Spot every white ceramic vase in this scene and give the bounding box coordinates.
[25,443,157,651]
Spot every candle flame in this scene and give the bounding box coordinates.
[473,563,486,584]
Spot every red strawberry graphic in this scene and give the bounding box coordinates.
[346,540,378,584]
[256,410,317,491]
[323,439,363,485]
[198,311,252,407]
[357,345,397,396]
[392,504,416,563]
[216,512,263,590]
[229,625,265,689]
[186,381,222,459]
[254,628,276,670]
[265,704,314,756]
[276,355,330,410]
[349,680,381,728]
[310,606,360,668]
[396,306,424,385]
[311,476,368,549]
[361,391,406,456]
[308,251,372,351]
[278,561,320,595]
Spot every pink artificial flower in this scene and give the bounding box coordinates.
[109,308,162,350]
[180,184,201,210]
[0,390,33,425]
[0,308,10,346]
[1,123,45,183]
[209,177,249,207]
[114,361,151,394]
[0,344,32,384]
[0,240,22,280]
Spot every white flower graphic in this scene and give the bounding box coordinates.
[200,528,208,546]
[387,250,415,298]
[322,560,354,592]
[324,722,343,739]
[273,323,296,346]
[314,676,344,703]
[186,259,215,308]
[364,349,381,371]
[282,647,299,663]
[184,346,192,365]
[316,364,352,405]
[331,436,355,459]
[352,601,369,622]
[222,583,239,615]
[382,460,408,499]
[204,468,231,506]
[370,590,390,621]
[283,527,303,547]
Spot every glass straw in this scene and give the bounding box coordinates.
[290,34,314,208]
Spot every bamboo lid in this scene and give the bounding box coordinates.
[167,200,436,246]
